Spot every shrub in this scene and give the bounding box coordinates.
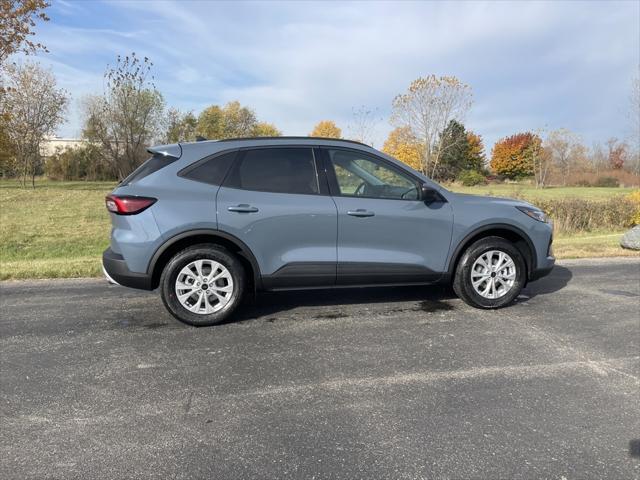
[45,145,116,181]
[627,190,640,226]
[458,170,486,186]
[531,197,636,233]
[562,169,639,188]
[484,174,503,183]
[593,176,619,187]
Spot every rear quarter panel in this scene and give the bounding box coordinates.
[110,152,223,274]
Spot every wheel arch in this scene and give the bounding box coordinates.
[148,229,261,291]
[446,224,537,282]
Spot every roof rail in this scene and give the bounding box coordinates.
[212,136,370,147]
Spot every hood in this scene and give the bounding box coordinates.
[449,192,538,209]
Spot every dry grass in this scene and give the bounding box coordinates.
[0,179,638,280]
[553,231,640,259]
[448,183,637,200]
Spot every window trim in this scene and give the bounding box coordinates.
[221,145,322,196]
[319,146,423,202]
[177,148,239,186]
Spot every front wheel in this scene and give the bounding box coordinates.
[160,244,245,326]
[453,236,526,309]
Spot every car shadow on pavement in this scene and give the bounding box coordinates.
[232,284,457,323]
[229,265,574,324]
[520,265,573,301]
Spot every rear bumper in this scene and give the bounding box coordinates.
[102,248,153,290]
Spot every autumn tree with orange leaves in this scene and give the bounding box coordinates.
[309,120,341,138]
[382,126,422,171]
[490,132,540,179]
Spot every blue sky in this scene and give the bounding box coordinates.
[33,0,639,150]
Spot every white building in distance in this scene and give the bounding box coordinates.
[40,136,86,158]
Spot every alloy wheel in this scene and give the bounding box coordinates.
[470,250,517,299]
[174,259,234,314]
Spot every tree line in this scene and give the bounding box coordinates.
[1,1,638,186]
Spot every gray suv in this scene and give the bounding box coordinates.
[103,137,554,326]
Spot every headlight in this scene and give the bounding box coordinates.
[516,206,550,223]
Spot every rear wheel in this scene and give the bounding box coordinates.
[160,244,245,326]
[453,236,526,309]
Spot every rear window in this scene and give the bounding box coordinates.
[120,154,178,185]
[180,151,237,185]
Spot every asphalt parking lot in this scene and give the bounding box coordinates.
[1,258,639,479]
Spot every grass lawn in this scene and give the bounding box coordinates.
[446,183,636,200]
[0,180,115,280]
[0,179,637,280]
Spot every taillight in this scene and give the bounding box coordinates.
[105,195,156,215]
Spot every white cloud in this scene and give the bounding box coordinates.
[35,0,639,149]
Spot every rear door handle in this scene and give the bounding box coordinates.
[347,209,375,217]
[227,204,259,213]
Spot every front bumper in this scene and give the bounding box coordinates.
[102,248,153,290]
[530,255,556,281]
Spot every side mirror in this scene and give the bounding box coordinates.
[421,184,443,204]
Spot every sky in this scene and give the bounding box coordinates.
[28,0,640,151]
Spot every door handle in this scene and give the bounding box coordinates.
[227,204,259,213]
[347,209,375,217]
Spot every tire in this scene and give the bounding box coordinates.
[160,244,245,326]
[453,236,526,309]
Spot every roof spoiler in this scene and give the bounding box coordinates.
[147,143,182,159]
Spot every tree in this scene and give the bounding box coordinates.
[529,136,551,187]
[606,138,627,170]
[252,121,281,137]
[82,53,165,180]
[435,120,468,181]
[1,62,68,186]
[435,120,471,181]
[545,129,581,186]
[0,0,50,67]
[164,108,197,143]
[196,101,273,139]
[196,101,256,139]
[466,131,486,173]
[382,126,422,171]
[391,75,472,177]
[347,106,379,146]
[589,142,608,174]
[194,101,280,140]
[432,121,487,181]
[213,100,255,138]
[0,120,17,178]
[490,132,539,179]
[309,120,341,138]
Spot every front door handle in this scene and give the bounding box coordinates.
[228,204,259,213]
[347,209,375,217]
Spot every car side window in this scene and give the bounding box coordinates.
[223,148,319,195]
[181,151,237,185]
[327,149,419,200]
